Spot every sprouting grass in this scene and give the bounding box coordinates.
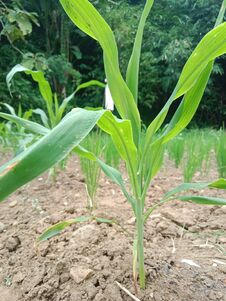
[215,130,226,178]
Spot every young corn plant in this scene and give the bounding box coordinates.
[0,103,35,153]
[182,129,217,181]
[167,133,185,168]
[2,65,105,179]
[6,64,105,130]
[1,0,226,290]
[80,129,103,211]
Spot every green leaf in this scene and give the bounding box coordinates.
[141,138,165,200]
[7,64,55,127]
[60,0,141,146]
[33,108,50,128]
[97,159,135,211]
[178,196,226,206]
[38,216,91,241]
[97,111,139,196]
[143,22,226,169]
[76,80,105,93]
[56,80,105,124]
[176,23,226,98]
[126,0,154,103]
[74,145,96,161]
[215,0,226,27]
[160,62,213,144]
[0,112,49,136]
[0,103,16,116]
[144,178,226,223]
[97,111,137,166]
[95,217,116,224]
[164,178,226,200]
[74,146,135,210]
[7,64,52,105]
[209,178,226,189]
[0,108,105,202]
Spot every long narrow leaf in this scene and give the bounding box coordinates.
[0,112,49,136]
[176,23,226,98]
[97,111,139,195]
[33,108,50,128]
[178,196,226,206]
[7,64,53,106]
[160,62,213,143]
[0,103,16,115]
[126,0,154,103]
[164,178,226,200]
[143,22,226,168]
[60,0,141,145]
[38,216,91,241]
[97,159,135,211]
[0,108,105,201]
[56,80,105,123]
[74,146,135,211]
[7,64,55,127]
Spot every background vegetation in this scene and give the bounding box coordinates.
[0,0,225,127]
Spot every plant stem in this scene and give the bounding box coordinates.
[136,199,145,289]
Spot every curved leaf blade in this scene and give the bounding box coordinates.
[178,196,226,206]
[38,216,91,241]
[143,21,226,168]
[0,108,105,202]
[176,23,226,98]
[164,178,226,200]
[0,112,49,136]
[33,108,50,128]
[60,0,141,145]
[74,146,135,210]
[7,64,53,106]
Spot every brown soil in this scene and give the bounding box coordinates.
[0,151,226,301]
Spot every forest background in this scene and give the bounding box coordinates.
[0,0,225,127]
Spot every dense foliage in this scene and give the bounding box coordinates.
[0,0,225,126]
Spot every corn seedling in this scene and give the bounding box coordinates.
[6,64,105,130]
[167,133,185,168]
[1,0,226,290]
[167,129,217,179]
[0,103,35,153]
[103,134,121,169]
[183,131,205,181]
[182,129,216,181]
[2,65,105,179]
[80,129,103,211]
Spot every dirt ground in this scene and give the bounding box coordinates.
[0,150,226,301]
